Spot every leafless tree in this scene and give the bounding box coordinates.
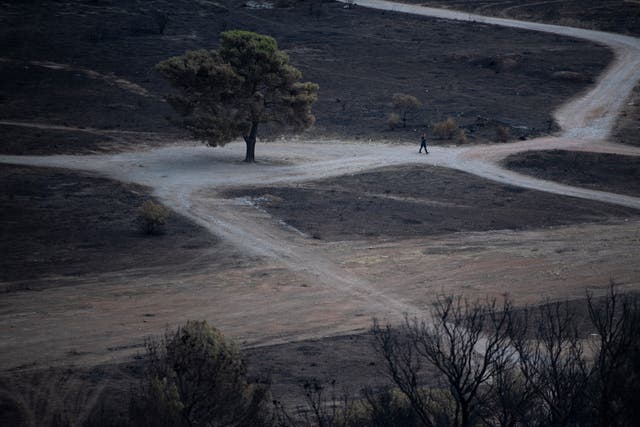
[277,380,354,427]
[373,319,443,427]
[588,284,640,427]
[302,380,354,427]
[510,301,590,427]
[391,93,422,128]
[374,296,515,427]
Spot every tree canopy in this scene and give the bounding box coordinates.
[156,30,318,162]
[391,93,422,128]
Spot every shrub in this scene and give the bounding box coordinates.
[456,129,467,144]
[357,387,423,426]
[433,117,457,139]
[387,113,401,130]
[496,125,510,142]
[391,93,422,128]
[137,200,168,235]
[129,321,273,427]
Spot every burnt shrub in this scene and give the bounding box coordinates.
[387,113,401,130]
[433,117,457,139]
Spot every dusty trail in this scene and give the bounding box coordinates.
[2,0,640,366]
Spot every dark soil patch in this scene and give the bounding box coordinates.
[407,0,640,36]
[0,124,118,155]
[0,61,178,134]
[245,332,402,410]
[0,124,177,155]
[614,82,640,147]
[503,150,640,197]
[0,0,611,153]
[228,165,639,241]
[0,164,218,287]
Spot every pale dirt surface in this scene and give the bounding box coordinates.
[1,0,640,413]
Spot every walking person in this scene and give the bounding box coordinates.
[419,133,429,154]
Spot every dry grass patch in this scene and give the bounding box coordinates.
[433,117,457,140]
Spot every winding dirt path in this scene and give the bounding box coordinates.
[1,1,640,369]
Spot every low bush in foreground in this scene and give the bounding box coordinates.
[129,321,273,427]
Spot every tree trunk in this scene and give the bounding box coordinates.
[461,405,470,427]
[243,121,259,162]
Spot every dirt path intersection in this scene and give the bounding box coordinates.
[1,0,640,371]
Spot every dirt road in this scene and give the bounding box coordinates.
[1,1,640,370]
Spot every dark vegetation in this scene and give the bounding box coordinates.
[127,321,273,427]
[156,30,318,162]
[390,93,422,129]
[365,286,640,427]
[228,165,639,241]
[504,150,640,197]
[7,286,635,426]
[0,0,611,152]
[0,164,218,287]
[405,0,640,36]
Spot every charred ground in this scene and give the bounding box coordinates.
[0,164,226,289]
[1,0,639,424]
[228,164,639,241]
[503,150,640,198]
[405,0,640,36]
[0,0,611,151]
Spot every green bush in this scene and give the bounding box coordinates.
[137,200,168,235]
[129,321,272,427]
